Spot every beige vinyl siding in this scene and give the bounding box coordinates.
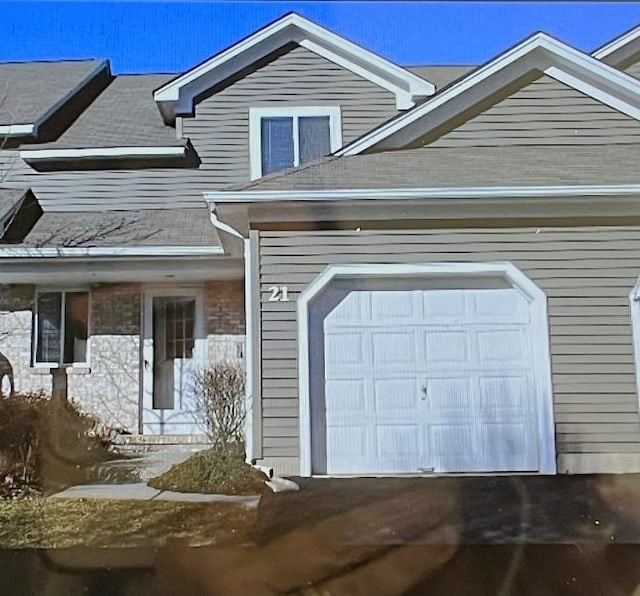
[426,75,640,148]
[182,44,398,187]
[257,226,640,461]
[1,45,398,210]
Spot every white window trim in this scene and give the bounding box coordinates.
[297,262,557,477]
[249,106,342,180]
[33,288,91,369]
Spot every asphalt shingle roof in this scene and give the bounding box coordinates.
[407,65,476,91]
[237,144,640,191]
[19,206,219,248]
[0,187,27,223]
[27,74,181,149]
[0,60,106,126]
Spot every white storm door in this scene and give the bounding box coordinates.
[142,290,206,435]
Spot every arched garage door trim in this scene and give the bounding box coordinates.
[297,262,556,476]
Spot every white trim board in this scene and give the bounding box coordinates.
[336,32,640,155]
[593,25,640,64]
[628,277,640,415]
[206,183,640,204]
[20,145,186,162]
[153,12,434,121]
[248,106,342,181]
[296,262,557,477]
[0,246,224,258]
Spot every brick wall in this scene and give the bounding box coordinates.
[204,280,245,335]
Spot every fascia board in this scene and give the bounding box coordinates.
[20,145,186,161]
[155,13,433,116]
[338,33,640,155]
[204,184,640,204]
[0,124,35,137]
[593,26,640,62]
[0,246,225,258]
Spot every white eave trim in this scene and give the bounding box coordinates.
[153,13,433,112]
[336,32,640,155]
[20,145,187,161]
[0,124,35,137]
[205,184,640,204]
[0,245,224,258]
[593,26,640,60]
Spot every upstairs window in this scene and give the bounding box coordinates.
[34,290,89,366]
[250,107,342,179]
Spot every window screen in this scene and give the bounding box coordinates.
[261,117,294,175]
[299,116,331,165]
[35,291,88,365]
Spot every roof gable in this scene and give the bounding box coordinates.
[153,12,435,124]
[338,32,640,155]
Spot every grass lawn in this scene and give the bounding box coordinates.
[0,498,257,549]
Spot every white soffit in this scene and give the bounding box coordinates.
[337,32,640,155]
[153,12,435,115]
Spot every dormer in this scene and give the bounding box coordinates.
[153,12,435,125]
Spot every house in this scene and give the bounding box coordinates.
[3,13,640,476]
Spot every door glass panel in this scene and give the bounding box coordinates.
[63,292,88,364]
[299,115,331,165]
[165,298,195,359]
[36,292,62,363]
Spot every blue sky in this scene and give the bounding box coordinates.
[1,2,639,73]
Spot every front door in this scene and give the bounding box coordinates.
[142,289,206,434]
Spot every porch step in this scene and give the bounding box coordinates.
[113,434,211,446]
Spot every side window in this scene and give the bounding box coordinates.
[34,290,89,366]
[250,107,341,179]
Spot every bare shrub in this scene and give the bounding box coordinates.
[193,362,246,456]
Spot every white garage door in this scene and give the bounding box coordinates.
[323,287,540,475]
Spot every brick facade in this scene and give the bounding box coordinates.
[0,281,246,435]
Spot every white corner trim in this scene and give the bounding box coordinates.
[336,31,640,156]
[629,278,640,411]
[0,124,35,137]
[297,262,556,476]
[248,106,342,180]
[205,183,640,204]
[153,13,433,112]
[0,246,225,258]
[20,145,187,161]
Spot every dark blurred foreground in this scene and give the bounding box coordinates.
[5,473,640,595]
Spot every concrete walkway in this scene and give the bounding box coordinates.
[50,482,261,506]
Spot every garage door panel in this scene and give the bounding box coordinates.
[325,332,366,378]
[376,425,420,470]
[426,377,475,419]
[424,330,469,367]
[374,378,419,413]
[422,290,466,321]
[372,330,417,372]
[325,379,365,421]
[474,289,529,323]
[475,328,526,365]
[479,422,538,471]
[429,424,479,472]
[370,291,417,321]
[479,376,531,415]
[320,285,544,475]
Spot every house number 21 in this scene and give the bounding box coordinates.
[268,286,290,302]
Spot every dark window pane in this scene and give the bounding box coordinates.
[299,116,331,165]
[63,292,88,364]
[261,117,293,175]
[36,293,62,363]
